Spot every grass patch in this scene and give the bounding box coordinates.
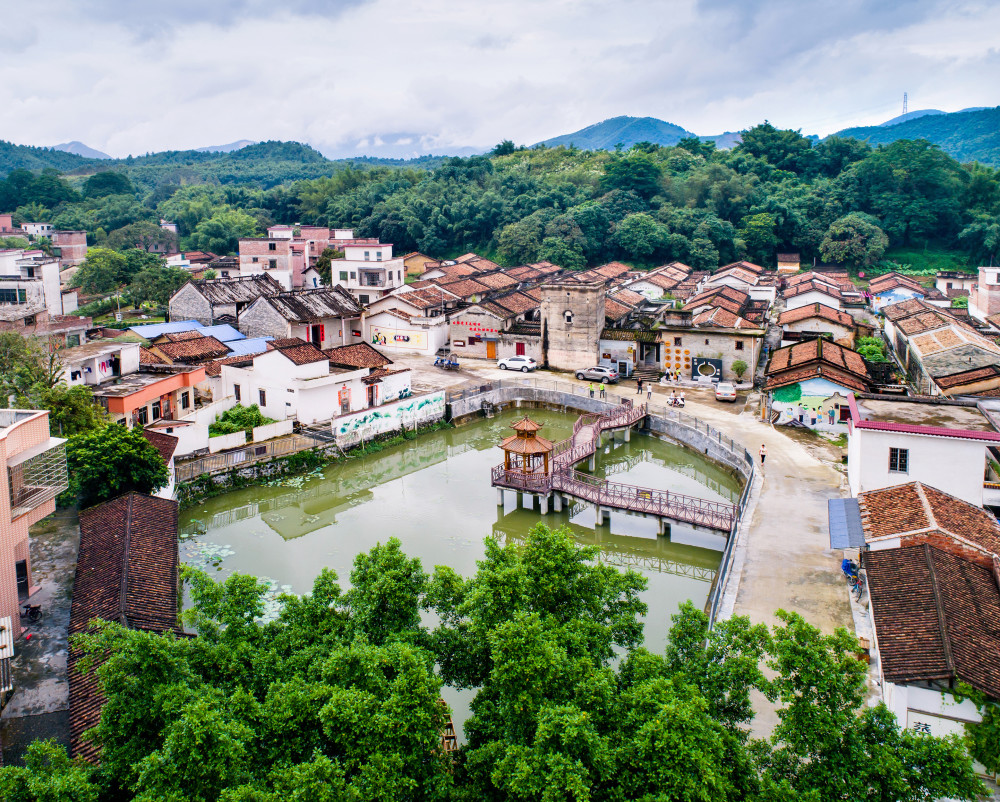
[872,246,975,279]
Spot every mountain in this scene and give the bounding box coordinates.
[834,106,1000,167]
[195,139,256,154]
[53,140,111,159]
[0,140,96,174]
[878,109,944,127]
[536,116,696,150]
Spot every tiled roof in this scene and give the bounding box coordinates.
[778,302,855,328]
[393,286,460,309]
[934,364,1000,390]
[867,544,1000,698]
[138,346,167,365]
[189,274,283,304]
[269,337,328,366]
[881,298,940,321]
[153,335,229,363]
[691,307,760,330]
[473,271,519,290]
[161,330,203,342]
[611,288,646,306]
[435,278,491,299]
[783,279,844,301]
[261,286,362,322]
[765,338,870,391]
[69,492,179,762]
[362,367,410,385]
[141,429,178,465]
[323,342,393,369]
[786,270,853,289]
[896,310,955,336]
[718,260,765,275]
[706,265,761,285]
[869,271,927,295]
[203,353,256,377]
[858,481,1000,557]
[604,298,633,321]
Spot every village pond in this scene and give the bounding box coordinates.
[179,408,744,736]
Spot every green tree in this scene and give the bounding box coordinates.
[189,208,259,255]
[958,213,1000,265]
[83,171,134,199]
[344,537,427,645]
[0,739,97,802]
[491,140,517,156]
[105,220,177,253]
[71,247,129,294]
[599,154,664,200]
[819,212,889,268]
[737,213,778,265]
[128,265,190,306]
[66,425,170,508]
[313,246,336,284]
[613,212,668,261]
[736,122,818,176]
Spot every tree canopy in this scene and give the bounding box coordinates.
[66,425,170,508]
[3,524,984,801]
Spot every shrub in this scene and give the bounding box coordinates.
[208,404,276,437]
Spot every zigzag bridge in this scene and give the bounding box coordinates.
[491,401,737,533]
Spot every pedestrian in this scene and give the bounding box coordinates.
[646,382,652,401]
[759,444,767,465]
[599,380,607,399]
[679,391,686,407]
[636,378,643,395]
[589,382,596,399]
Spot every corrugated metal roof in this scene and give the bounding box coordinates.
[828,498,865,549]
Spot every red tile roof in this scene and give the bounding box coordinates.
[323,342,393,369]
[783,279,844,301]
[934,364,1000,390]
[868,271,927,295]
[778,303,855,328]
[139,346,168,365]
[269,338,328,366]
[765,339,870,392]
[152,335,229,363]
[867,544,1000,698]
[69,492,179,763]
[141,429,178,465]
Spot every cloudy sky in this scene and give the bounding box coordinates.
[3,0,998,159]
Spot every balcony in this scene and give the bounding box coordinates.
[8,438,68,520]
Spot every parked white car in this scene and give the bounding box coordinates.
[715,382,738,402]
[498,355,537,372]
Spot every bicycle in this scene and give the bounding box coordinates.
[841,559,864,601]
[21,603,42,624]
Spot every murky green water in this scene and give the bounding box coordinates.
[179,408,743,736]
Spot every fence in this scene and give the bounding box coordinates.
[175,434,323,483]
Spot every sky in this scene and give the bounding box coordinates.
[2,0,998,159]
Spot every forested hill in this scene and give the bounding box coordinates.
[835,106,1000,167]
[0,140,96,173]
[0,139,449,187]
[2,123,997,280]
[537,116,696,150]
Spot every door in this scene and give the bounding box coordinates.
[515,342,526,356]
[367,384,378,408]
[486,341,497,359]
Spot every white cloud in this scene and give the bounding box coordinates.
[0,0,996,158]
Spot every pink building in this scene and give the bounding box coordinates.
[50,230,88,266]
[0,214,15,234]
[0,409,68,638]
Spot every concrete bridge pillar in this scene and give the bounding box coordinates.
[516,491,524,508]
[553,493,563,513]
[657,519,671,539]
[497,488,504,506]
[539,494,550,514]
[624,427,631,443]
[588,454,596,471]
[595,505,608,526]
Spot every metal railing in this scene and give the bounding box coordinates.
[175,433,324,483]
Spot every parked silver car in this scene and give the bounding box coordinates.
[575,365,619,383]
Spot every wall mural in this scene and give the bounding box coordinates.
[771,377,853,428]
[335,391,445,441]
[370,325,428,350]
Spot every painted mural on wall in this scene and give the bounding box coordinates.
[335,391,445,443]
[771,377,854,428]
[872,287,923,311]
[370,326,428,351]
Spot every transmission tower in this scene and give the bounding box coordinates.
[903,92,908,115]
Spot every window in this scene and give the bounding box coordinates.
[268,242,276,251]
[359,294,370,305]
[0,289,18,304]
[259,389,266,407]
[673,337,682,346]
[376,251,382,261]
[18,289,26,304]
[234,384,241,402]
[136,407,149,425]
[66,334,80,347]
[180,391,190,410]
[23,315,35,325]
[268,259,277,269]
[889,447,909,473]
[152,401,161,420]
[350,272,356,280]
[70,370,81,381]
[252,256,259,263]
[364,251,370,261]
[468,336,482,345]
[397,270,401,281]
[735,340,744,350]
[339,271,348,281]
[564,311,573,324]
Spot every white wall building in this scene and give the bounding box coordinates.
[332,244,405,304]
[61,341,141,387]
[846,395,1000,506]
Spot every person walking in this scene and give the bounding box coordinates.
[599,381,607,400]
[636,378,643,395]
[589,382,596,399]
[759,444,767,465]
[646,382,653,401]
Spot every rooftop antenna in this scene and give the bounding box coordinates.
[902,92,908,116]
